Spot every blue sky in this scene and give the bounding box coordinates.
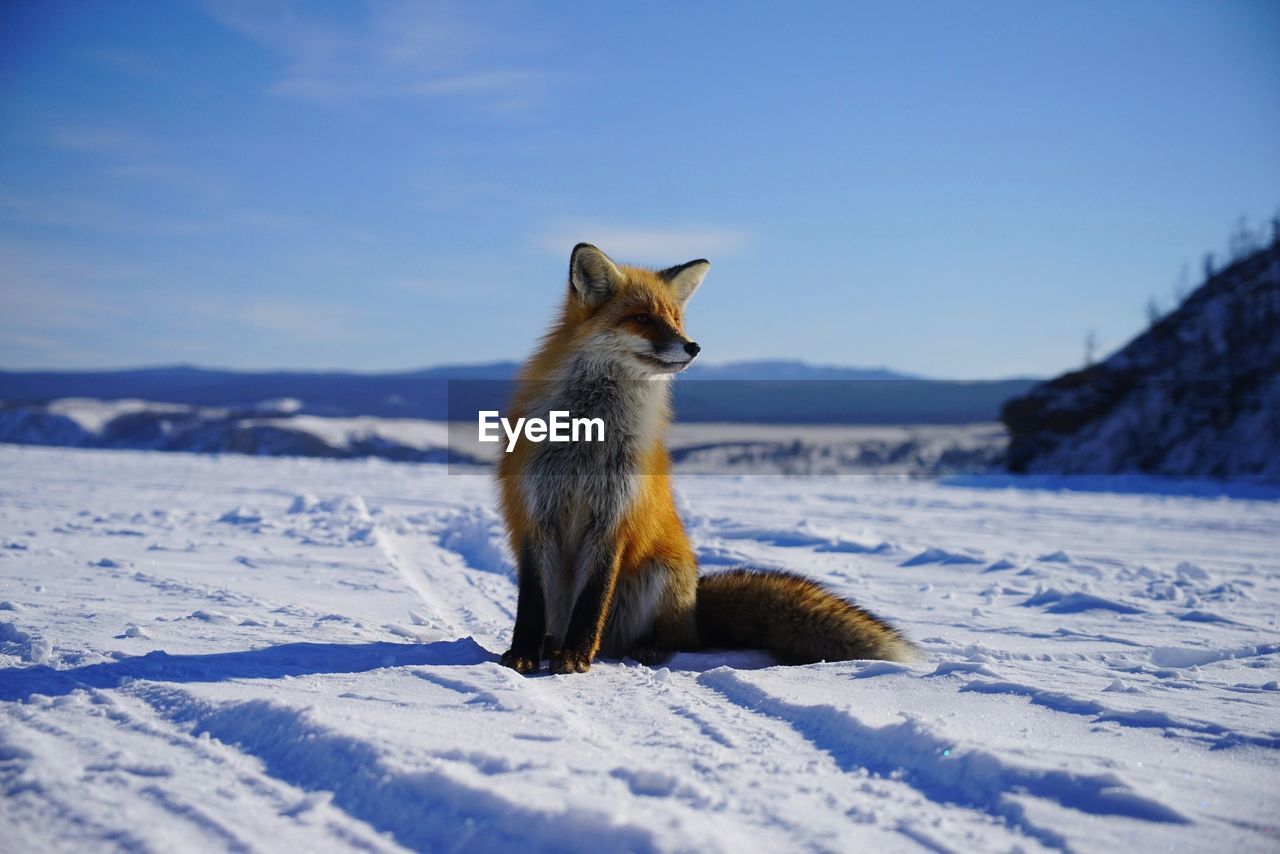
[2,0,1277,378]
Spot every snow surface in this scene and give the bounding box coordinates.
[1,445,1277,852]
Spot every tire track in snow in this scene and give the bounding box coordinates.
[401,663,804,850]
[656,670,1042,851]
[697,668,1188,852]
[140,785,254,852]
[371,524,460,637]
[396,652,958,850]
[960,677,1280,750]
[133,683,668,854]
[369,505,516,649]
[3,692,397,854]
[98,564,358,629]
[0,718,153,853]
[480,661,1041,851]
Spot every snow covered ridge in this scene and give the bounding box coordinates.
[1,446,1278,851]
[0,397,1007,474]
[665,422,1004,475]
[1003,241,1280,478]
[0,398,468,464]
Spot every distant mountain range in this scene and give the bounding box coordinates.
[687,360,920,381]
[0,360,1036,424]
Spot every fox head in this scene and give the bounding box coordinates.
[559,243,709,378]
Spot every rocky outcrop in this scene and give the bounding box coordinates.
[1002,242,1280,477]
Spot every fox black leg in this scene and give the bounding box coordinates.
[501,541,546,674]
[551,539,620,674]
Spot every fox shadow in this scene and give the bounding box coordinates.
[0,637,498,703]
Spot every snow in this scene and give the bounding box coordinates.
[238,414,452,452]
[46,398,202,433]
[3,397,1006,474]
[1,444,1278,852]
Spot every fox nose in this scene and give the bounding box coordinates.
[684,341,701,357]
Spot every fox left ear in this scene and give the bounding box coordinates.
[661,259,710,305]
[569,243,623,306]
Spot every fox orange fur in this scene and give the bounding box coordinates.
[497,243,916,674]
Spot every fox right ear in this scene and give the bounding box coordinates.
[569,243,622,306]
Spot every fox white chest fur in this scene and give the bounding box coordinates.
[516,359,671,648]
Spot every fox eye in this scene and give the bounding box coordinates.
[631,313,652,324]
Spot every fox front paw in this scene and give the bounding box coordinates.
[549,649,592,674]
[500,649,540,674]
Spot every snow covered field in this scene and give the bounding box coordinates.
[1,445,1278,852]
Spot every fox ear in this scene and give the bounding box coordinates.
[661,259,710,305]
[569,243,622,305]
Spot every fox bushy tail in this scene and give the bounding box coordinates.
[694,568,917,663]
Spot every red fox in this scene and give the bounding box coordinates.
[497,243,916,674]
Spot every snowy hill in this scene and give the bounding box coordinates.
[1003,242,1280,477]
[0,398,468,463]
[1,446,1277,851]
[0,398,1005,474]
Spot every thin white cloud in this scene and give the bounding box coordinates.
[47,126,231,197]
[87,48,160,79]
[405,69,536,97]
[536,224,751,263]
[109,162,233,198]
[0,269,129,344]
[0,242,150,293]
[49,127,149,156]
[0,241,367,368]
[233,301,363,340]
[203,0,544,105]
[0,191,217,237]
[225,209,308,231]
[0,189,301,238]
[1,332,63,351]
[267,68,539,102]
[181,291,370,342]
